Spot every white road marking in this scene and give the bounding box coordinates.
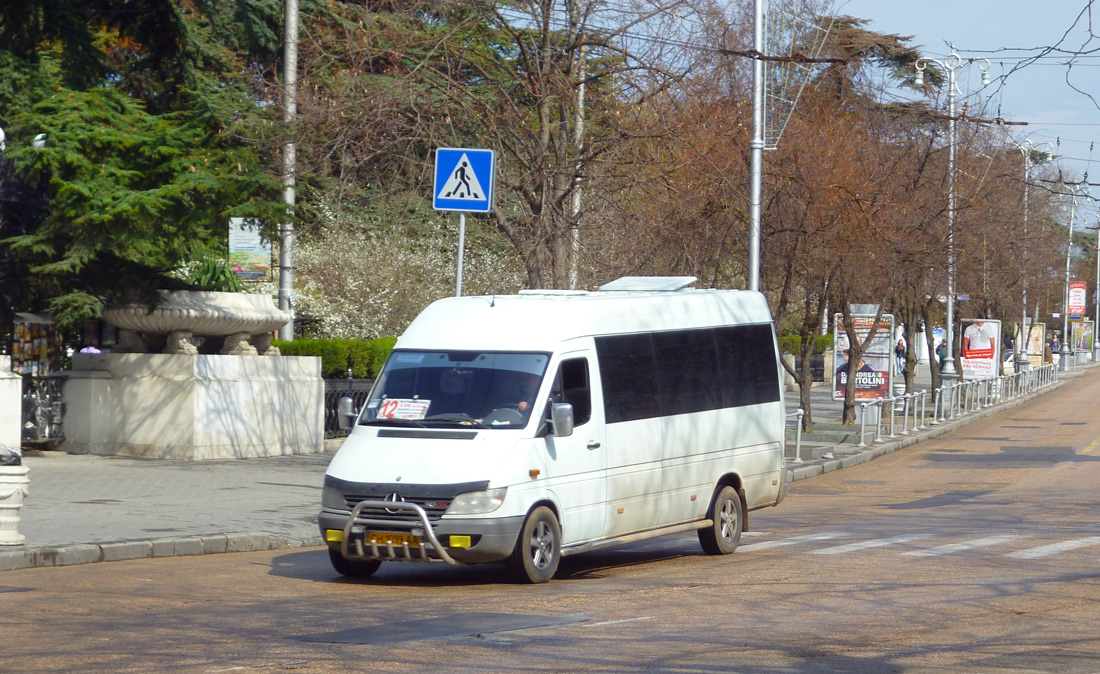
[902,534,1025,557]
[810,533,933,555]
[1005,536,1100,559]
[741,532,851,552]
[581,617,654,628]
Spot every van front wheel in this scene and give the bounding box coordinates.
[698,486,743,555]
[507,506,561,583]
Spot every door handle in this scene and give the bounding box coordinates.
[587,441,601,450]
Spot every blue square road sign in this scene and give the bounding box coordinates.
[434,148,496,213]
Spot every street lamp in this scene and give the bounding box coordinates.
[1011,138,1052,370]
[914,50,990,377]
[1088,211,1100,361]
[1061,185,1089,370]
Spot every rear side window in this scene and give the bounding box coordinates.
[596,323,780,423]
[653,330,721,416]
[595,334,659,423]
[715,324,781,407]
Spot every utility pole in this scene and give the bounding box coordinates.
[747,0,764,292]
[278,0,298,340]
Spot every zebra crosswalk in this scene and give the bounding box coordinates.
[740,532,1100,559]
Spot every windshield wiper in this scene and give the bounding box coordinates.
[363,418,428,428]
[422,413,486,428]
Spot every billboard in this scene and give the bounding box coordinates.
[1015,321,1047,367]
[1069,281,1087,319]
[960,319,1000,379]
[228,217,271,282]
[1072,319,1093,351]
[833,313,893,401]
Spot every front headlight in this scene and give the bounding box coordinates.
[445,488,507,515]
[321,480,346,510]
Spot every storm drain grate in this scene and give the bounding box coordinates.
[295,612,590,644]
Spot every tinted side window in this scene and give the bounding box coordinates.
[652,329,721,416]
[715,324,781,407]
[595,334,659,423]
[557,358,592,425]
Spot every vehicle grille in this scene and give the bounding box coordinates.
[344,496,452,522]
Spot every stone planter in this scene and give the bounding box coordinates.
[102,290,290,355]
[0,464,29,546]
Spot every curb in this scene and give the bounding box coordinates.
[0,532,324,572]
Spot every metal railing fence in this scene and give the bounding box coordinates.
[851,364,1059,446]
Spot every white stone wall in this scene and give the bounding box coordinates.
[0,356,21,450]
[62,353,323,460]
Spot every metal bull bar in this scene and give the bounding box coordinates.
[340,500,461,566]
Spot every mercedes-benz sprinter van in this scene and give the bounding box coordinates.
[319,276,790,583]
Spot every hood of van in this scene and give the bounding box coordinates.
[325,427,516,486]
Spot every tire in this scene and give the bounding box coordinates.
[328,547,382,578]
[506,506,561,583]
[698,485,743,555]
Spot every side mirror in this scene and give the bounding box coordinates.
[337,396,358,431]
[550,403,574,438]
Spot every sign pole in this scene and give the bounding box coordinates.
[456,213,466,297]
[433,147,496,298]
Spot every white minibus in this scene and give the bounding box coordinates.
[319,276,790,582]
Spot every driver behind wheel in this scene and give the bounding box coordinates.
[482,371,541,424]
[514,372,540,414]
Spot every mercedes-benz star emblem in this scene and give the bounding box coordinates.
[383,491,405,514]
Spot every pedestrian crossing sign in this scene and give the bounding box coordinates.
[433,148,496,213]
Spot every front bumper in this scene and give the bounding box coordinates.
[776,465,793,505]
[319,502,523,566]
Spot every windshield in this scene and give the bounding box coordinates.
[361,351,550,429]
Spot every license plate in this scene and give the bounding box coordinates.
[369,531,420,548]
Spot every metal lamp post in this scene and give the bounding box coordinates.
[1011,138,1052,370]
[1061,186,1089,370]
[914,50,989,377]
[1089,212,1100,362]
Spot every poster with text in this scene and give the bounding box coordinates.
[960,319,1000,379]
[833,313,894,401]
[228,217,271,281]
[1069,281,1087,319]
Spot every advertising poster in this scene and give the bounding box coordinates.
[833,313,893,401]
[960,319,1000,379]
[1069,281,1087,319]
[1072,319,1093,351]
[1015,321,1047,367]
[228,217,271,282]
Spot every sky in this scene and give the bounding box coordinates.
[835,0,1100,223]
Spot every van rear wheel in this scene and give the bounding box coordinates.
[698,486,743,555]
[328,548,382,578]
[507,506,561,583]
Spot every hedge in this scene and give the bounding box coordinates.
[778,334,833,355]
[271,337,397,379]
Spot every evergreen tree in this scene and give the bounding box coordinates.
[0,1,284,332]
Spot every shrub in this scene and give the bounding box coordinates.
[778,334,833,355]
[272,337,396,378]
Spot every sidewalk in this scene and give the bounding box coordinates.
[0,362,1082,571]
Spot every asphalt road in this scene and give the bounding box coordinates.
[3,371,1100,673]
